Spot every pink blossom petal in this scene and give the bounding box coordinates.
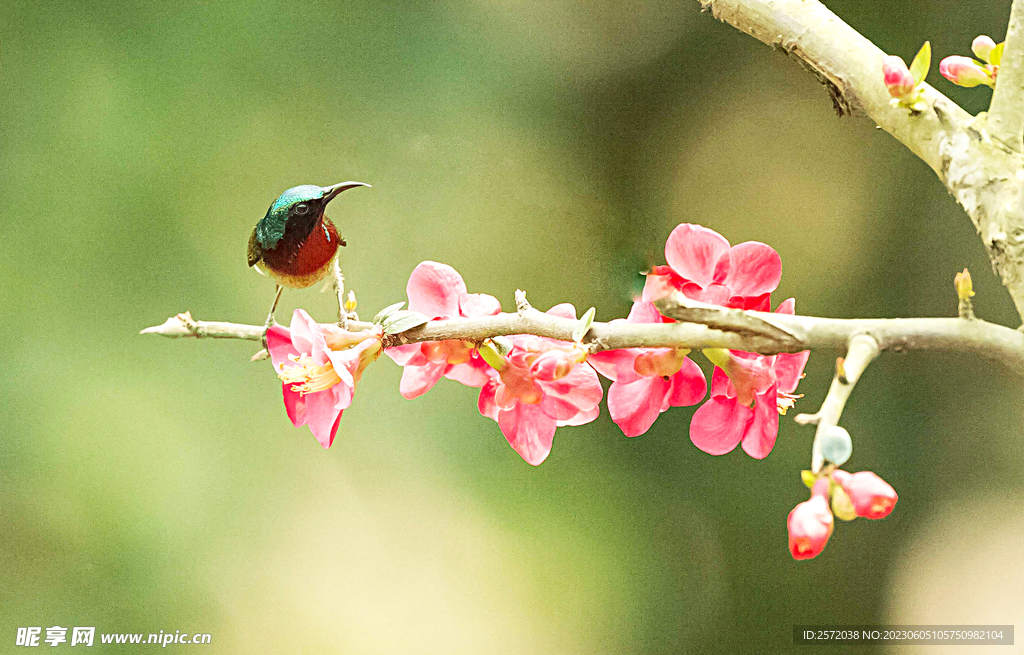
[459,292,501,317]
[444,360,491,388]
[728,292,771,311]
[681,282,730,306]
[607,376,670,438]
[330,375,354,410]
[588,349,643,384]
[709,366,736,399]
[542,363,603,409]
[302,390,344,448]
[384,343,423,366]
[539,394,580,421]
[281,384,305,427]
[558,404,599,426]
[406,261,467,319]
[690,395,750,455]
[477,381,500,421]
[626,299,667,324]
[740,385,779,459]
[545,303,577,320]
[399,360,447,399]
[774,297,795,315]
[774,351,809,394]
[498,403,557,466]
[667,357,708,407]
[323,348,357,388]
[664,224,731,288]
[641,270,682,302]
[267,325,299,369]
[723,241,782,297]
[289,309,329,364]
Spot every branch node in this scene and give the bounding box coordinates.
[515,289,532,315]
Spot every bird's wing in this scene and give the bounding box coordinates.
[247,229,264,268]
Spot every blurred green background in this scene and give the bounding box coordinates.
[2,0,1022,652]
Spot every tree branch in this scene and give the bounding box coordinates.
[989,0,1024,152]
[699,0,1024,325]
[141,307,1024,371]
[794,334,880,472]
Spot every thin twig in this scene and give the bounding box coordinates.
[332,258,347,328]
[141,309,1024,370]
[988,0,1024,152]
[795,334,880,473]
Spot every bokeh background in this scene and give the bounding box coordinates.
[3,0,1021,652]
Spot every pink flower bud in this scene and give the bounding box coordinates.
[972,35,997,62]
[939,56,994,87]
[883,56,916,98]
[788,495,834,560]
[835,471,898,519]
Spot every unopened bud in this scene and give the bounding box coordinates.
[972,35,997,62]
[954,268,974,300]
[787,495,834,560]
[939,56,994,87]
[344,290,358,314]
[883,56,916,98]
[834,471,898,519]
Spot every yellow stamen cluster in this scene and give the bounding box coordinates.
[278,355,342,395]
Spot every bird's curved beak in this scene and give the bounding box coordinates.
[322,181,371,204]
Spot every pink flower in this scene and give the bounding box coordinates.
[689,298,809,458]
[385,261,501,399]
[589,301,707,437]
[788,480,834,560]
[477,304,603,466]
[267,309,383,448]
[883,55,916,98]
[831,470,898,519]
[642,223,782,310]
[939,56,995,87]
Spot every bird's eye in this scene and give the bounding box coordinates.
[294,203,310,215]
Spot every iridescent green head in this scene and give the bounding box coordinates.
[254,181,370,250]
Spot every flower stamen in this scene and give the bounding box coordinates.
[278,354,342,394]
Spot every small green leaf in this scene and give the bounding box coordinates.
[373,301,406,325]
[800,470,817,489]
[909,41,931,85]
[381,310,429,334]
[820,426,853,467]
[573,307,596,343]
[488,336,513,356]
[990,41,1005,66]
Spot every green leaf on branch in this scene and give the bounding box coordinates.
[489,335,513,356]
[381,310,429,334]
[990,41,1005,66]
[909,41,931,85]
[800,470,817,489]
[573,307,596,343]
[373,302,406,325]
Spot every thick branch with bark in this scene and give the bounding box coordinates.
[989,0,1024,152]
[700,0,1024,324]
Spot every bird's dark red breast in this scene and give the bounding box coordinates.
[249,216,344,289]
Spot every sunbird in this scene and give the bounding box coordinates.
[247,181,370,327]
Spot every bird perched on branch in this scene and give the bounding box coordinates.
[248,181,370,327]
